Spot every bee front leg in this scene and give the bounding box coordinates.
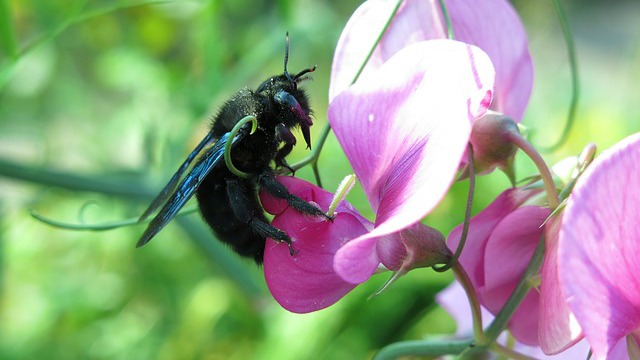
[275,123,296,175]
[259,172,333,221]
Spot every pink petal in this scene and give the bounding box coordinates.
[260,177,374,313]
[539,215,583,354]
[437,281,593,359]
[328,0,400,101]
[333,234,382,284]
[330,0,532,120]
[448,188,541,290]
[481,205,550,345]
[330,40,494,243]
[377,223,448,271]
[559,133,640,359]
[444,0,533,120]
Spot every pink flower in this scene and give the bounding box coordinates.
[538,214,583,354]
[446,186,587,352]
[329,39,494,284]
[329,0,533,121]
[558,133,640,360]
[259,176,374,313]
[260,176,449,313]
[328,0,536,284]
[447,187,551,345]
[437,281,592,359]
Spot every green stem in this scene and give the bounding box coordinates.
[491,343,539,360]
[434,144,475,272]
[541,0,579,151]
[31,207,199,231]
[350,0,403,85]
[288,0,403,175]
[483,235,545,342]
[374,339,472,360]
[507,132,560,209]
[453,262,485,344]
[289,118,331,180]
[0,157,154,199]
[224,115,257,178]
[437,0,455,40]
[0,0,18,59]
[0,158,263,299]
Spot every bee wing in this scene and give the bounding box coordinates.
[138,131,217,222]
[136,131,240,247]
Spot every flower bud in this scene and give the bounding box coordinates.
[462,111,520,183]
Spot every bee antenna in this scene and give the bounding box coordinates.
[284,32,294,82]
[294,65,317,80]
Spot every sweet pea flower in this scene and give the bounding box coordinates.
[447,187,551,345]
[445,185,586,351]
[259,176,374,313]
[260,176,451,313]
[558,133,640,360]
[329,0,533,121]
[330,0,533,181]
[437,281,592,359]
[328,39,494,284]
[328,0,536,284]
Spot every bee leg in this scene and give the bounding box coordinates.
[226,178,295,255]
[275,123,296,175]
[248,218,296,255]
[259,172,334,221]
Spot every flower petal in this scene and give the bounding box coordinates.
[436,281,593,359]
[260,177,374,313]
[333,234,382,284]
[539,215,583,354]
[330,0,532,120]
[448,188,540,290]
[444,0,533,119]
[559,133,640,359]
[329,40,494,243]
[482,205,550,345]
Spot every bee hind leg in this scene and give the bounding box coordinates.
[226,177,295,255]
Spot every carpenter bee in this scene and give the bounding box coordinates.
[136,33,328,263]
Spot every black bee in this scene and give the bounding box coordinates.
[136,33,329,263]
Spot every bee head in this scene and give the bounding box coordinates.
[255,33,316,149]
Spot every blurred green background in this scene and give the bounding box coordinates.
[0,0,638,359]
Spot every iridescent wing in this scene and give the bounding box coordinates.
[136,131,241,247]
[138,131,216,222]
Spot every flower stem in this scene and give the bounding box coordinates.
[433,144,475,272]
[453,262,486,344]
[224,116,257,178]
[0,0,18,60]
[483,235,545,342]
[289,0,403,176]
[491,343,539,360]
[507,132,560,209]
[437,0,455,40]
[31,207,199,231]
[0,157,263,299]
[373,339,472,360]
[350,0,403,85]
[540,0,579,151]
